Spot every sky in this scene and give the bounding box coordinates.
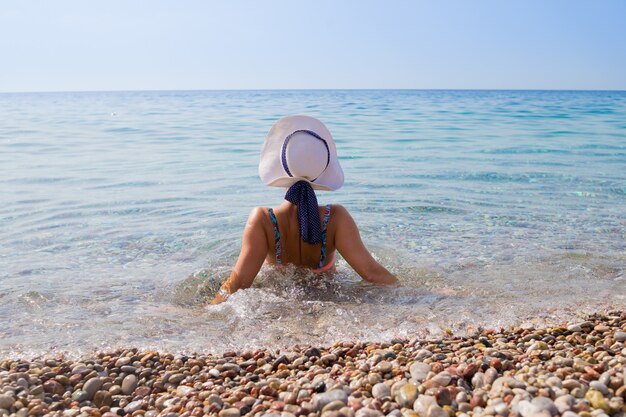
[1,0,626,92]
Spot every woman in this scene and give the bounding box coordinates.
[211,115,398,304]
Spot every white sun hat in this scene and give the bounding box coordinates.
[259,115,344,191]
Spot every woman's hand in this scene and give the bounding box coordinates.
[210,290,228,305]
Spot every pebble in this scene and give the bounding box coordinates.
[43,380,64,396]
[93,390,112,408]
[585,390,610,413]
[71,390,88,403]
[135,386,151,396]
[395,383,418,408]
[355,408,383,417]
[114,357,131,367]
[0,394,13,410]
[121,374,137,395]
[168,373,185,385]
[108,384,122,395]
[82,377,101,400]
[120,365,137,373]
[371,383,390,399]
[409,362,430,383]
[518,397,559,417]
[428,371,451,387]
[426,405,448,417]
[320,354,337,364]
[563,379,581,391]
[435,387,451,406]
[527,341,549,352]
[304,347,321,357]
[322,400,346,412]
[414,349,432,361]
[589,381,609,396]
[490,376,524,396]
[413,395,437,415]
[471,372,485,389]
[374,361,392,373]
[532,397,559,416]
[312,389,348,411]
[493,402,508,415]
[207,393,223,406]
[219,408,241,417]
[124,400,143,414]
[176,385,193,396]
[554,394,575,413]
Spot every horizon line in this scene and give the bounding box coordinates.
[1,87,626,95]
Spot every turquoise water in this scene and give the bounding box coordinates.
[1,90,624,357]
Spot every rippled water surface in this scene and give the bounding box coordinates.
[1,90,625,357]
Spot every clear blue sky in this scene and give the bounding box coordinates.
[1,0,625,92]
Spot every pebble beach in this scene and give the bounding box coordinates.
[1,311,625,417]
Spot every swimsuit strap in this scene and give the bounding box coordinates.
[268,208,282,265]
[319,204,332,268]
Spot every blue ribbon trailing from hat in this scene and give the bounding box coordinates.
[285,180,323,244]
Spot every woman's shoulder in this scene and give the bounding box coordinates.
[327,203,348,216]
[326,204,352,224]
[246,206,271,226]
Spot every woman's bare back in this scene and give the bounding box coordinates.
[263,202,336,270]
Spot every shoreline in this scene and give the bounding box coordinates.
[0,311,625,417]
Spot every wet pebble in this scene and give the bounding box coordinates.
[589,381,609,396]
[426,405,448,417]
[409,362,430,383]
[168,373,185,385]
[371,383,390,400]
[71,390,89,403]
[312,389,348,411]
[176,385,193,396]
[428,371,451,387]
[0,394,14,410]
[554,394,575,413]
[82,377,101,400]
[219,408,241,417]
[93,390,112,408]
[374,361,392,374]
[395,383,418,408]
[322,400,347,412]
[124,400,143,414]
[585,389,610,413]
[121,375,137,395]
[355,408,383,417]
[413,394,437,416]
[43,380,64,396]
[517,397,559,417]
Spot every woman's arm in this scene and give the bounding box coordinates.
[333,205,398,285]
[211,207,269,304]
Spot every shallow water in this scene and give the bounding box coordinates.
[1,90,624,358]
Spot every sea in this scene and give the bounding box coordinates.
[1,89,624,358]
